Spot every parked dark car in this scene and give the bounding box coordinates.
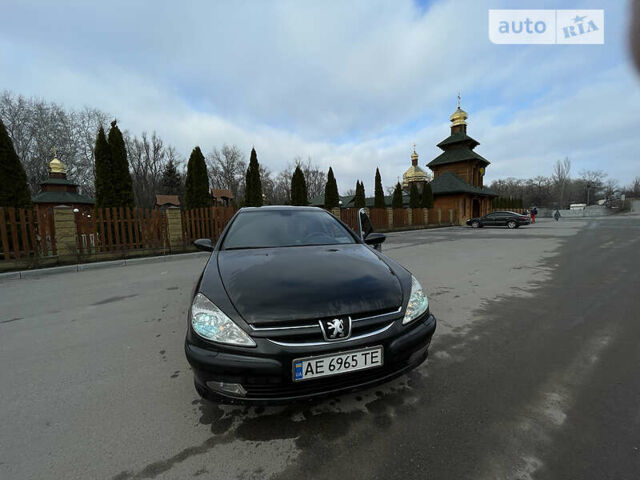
[466,211,531,229]
[185,206,436,404]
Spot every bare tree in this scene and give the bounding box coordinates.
[628,176,640,197]
[273,169,292,205]
[126,131,178,208]
[271,156,327,205]
[260,165,275,204]
[207,144,246,200]
[0,90,109,197]
[293,156,326,200]
[578,169,607,205]
[72,107,110,197]
[552,157,571,208]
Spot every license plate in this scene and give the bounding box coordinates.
[293,346,383,382]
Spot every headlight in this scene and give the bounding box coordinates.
[402,276,429,325]
[191,293,256,347]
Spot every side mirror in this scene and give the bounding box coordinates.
[358,208,374,239]
[194,238,214,252]
[364,232,386,250]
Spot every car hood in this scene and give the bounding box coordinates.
[216,244,403,324]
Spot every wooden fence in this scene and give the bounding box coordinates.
[411,208,425,225]
[0,207,56,261]
[182,207,236,245]
[340,208,359,232]
[369,208,388,230]
[1,204,460,267]
[75,207,167,255]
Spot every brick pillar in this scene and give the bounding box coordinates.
[165,207,183,252]
[407,209,413,226]
[331,207,341,219]
[53,206,77,258]
[423,208,429,225]
[437,208,442,224]
[387,208,393,229]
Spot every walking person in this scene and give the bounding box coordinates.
[531,206,538,223]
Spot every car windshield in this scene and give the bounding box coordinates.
[221,209,356,249]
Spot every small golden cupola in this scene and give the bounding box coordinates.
[402,145,430,189]
[48,147,67,177]
[450,93,468,134]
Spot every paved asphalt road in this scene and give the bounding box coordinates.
[1,216,639,479]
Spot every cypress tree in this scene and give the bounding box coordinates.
[392,182,403,209]
[409,183,420,208]
[244,147,263,207]
[354,180,366,208]
[159,159,183,196]
[94,126,112,208]
[374,168,385,208]
[290,165,308,206]
[421,182,434,208]
[0,118,31,208]
[324,167,339,208]
[184,146,210,209]
[107,121,135,207]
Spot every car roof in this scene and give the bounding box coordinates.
[238,205,325,212]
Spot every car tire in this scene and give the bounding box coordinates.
[471,221,480,228]
[507,220,517,229]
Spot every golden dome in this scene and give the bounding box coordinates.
[49,155,67,174]
[450,107,468,127]
[402,166,429,188]
[403,147,429,188]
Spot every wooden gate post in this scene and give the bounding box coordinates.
[53,206,77,260]
[165,207,184,252]
[387,208,393,229]
[407,209,413,226]
[437,208,442,225]
[423,208,429,225]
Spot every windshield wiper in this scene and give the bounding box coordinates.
[223,246,274,251]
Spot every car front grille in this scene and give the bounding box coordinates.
[248,306,403,346]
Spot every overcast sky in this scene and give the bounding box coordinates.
[1,0,638,193]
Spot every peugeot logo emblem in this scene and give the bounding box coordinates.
[319,317,351,341]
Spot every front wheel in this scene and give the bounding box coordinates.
[507,220,517,229]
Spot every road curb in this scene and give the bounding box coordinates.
[0,251,209,281]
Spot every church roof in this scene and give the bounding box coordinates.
[427,147,490,168]
[431,172,496,197]
[436,132,480,149]
[32,191,95,205]
[40,177,78,187]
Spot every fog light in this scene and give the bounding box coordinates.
[206,381,247,397]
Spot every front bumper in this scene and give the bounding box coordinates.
[185,313,436,404]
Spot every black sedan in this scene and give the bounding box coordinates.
[466,211,531,229]
[185,206,436,403]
